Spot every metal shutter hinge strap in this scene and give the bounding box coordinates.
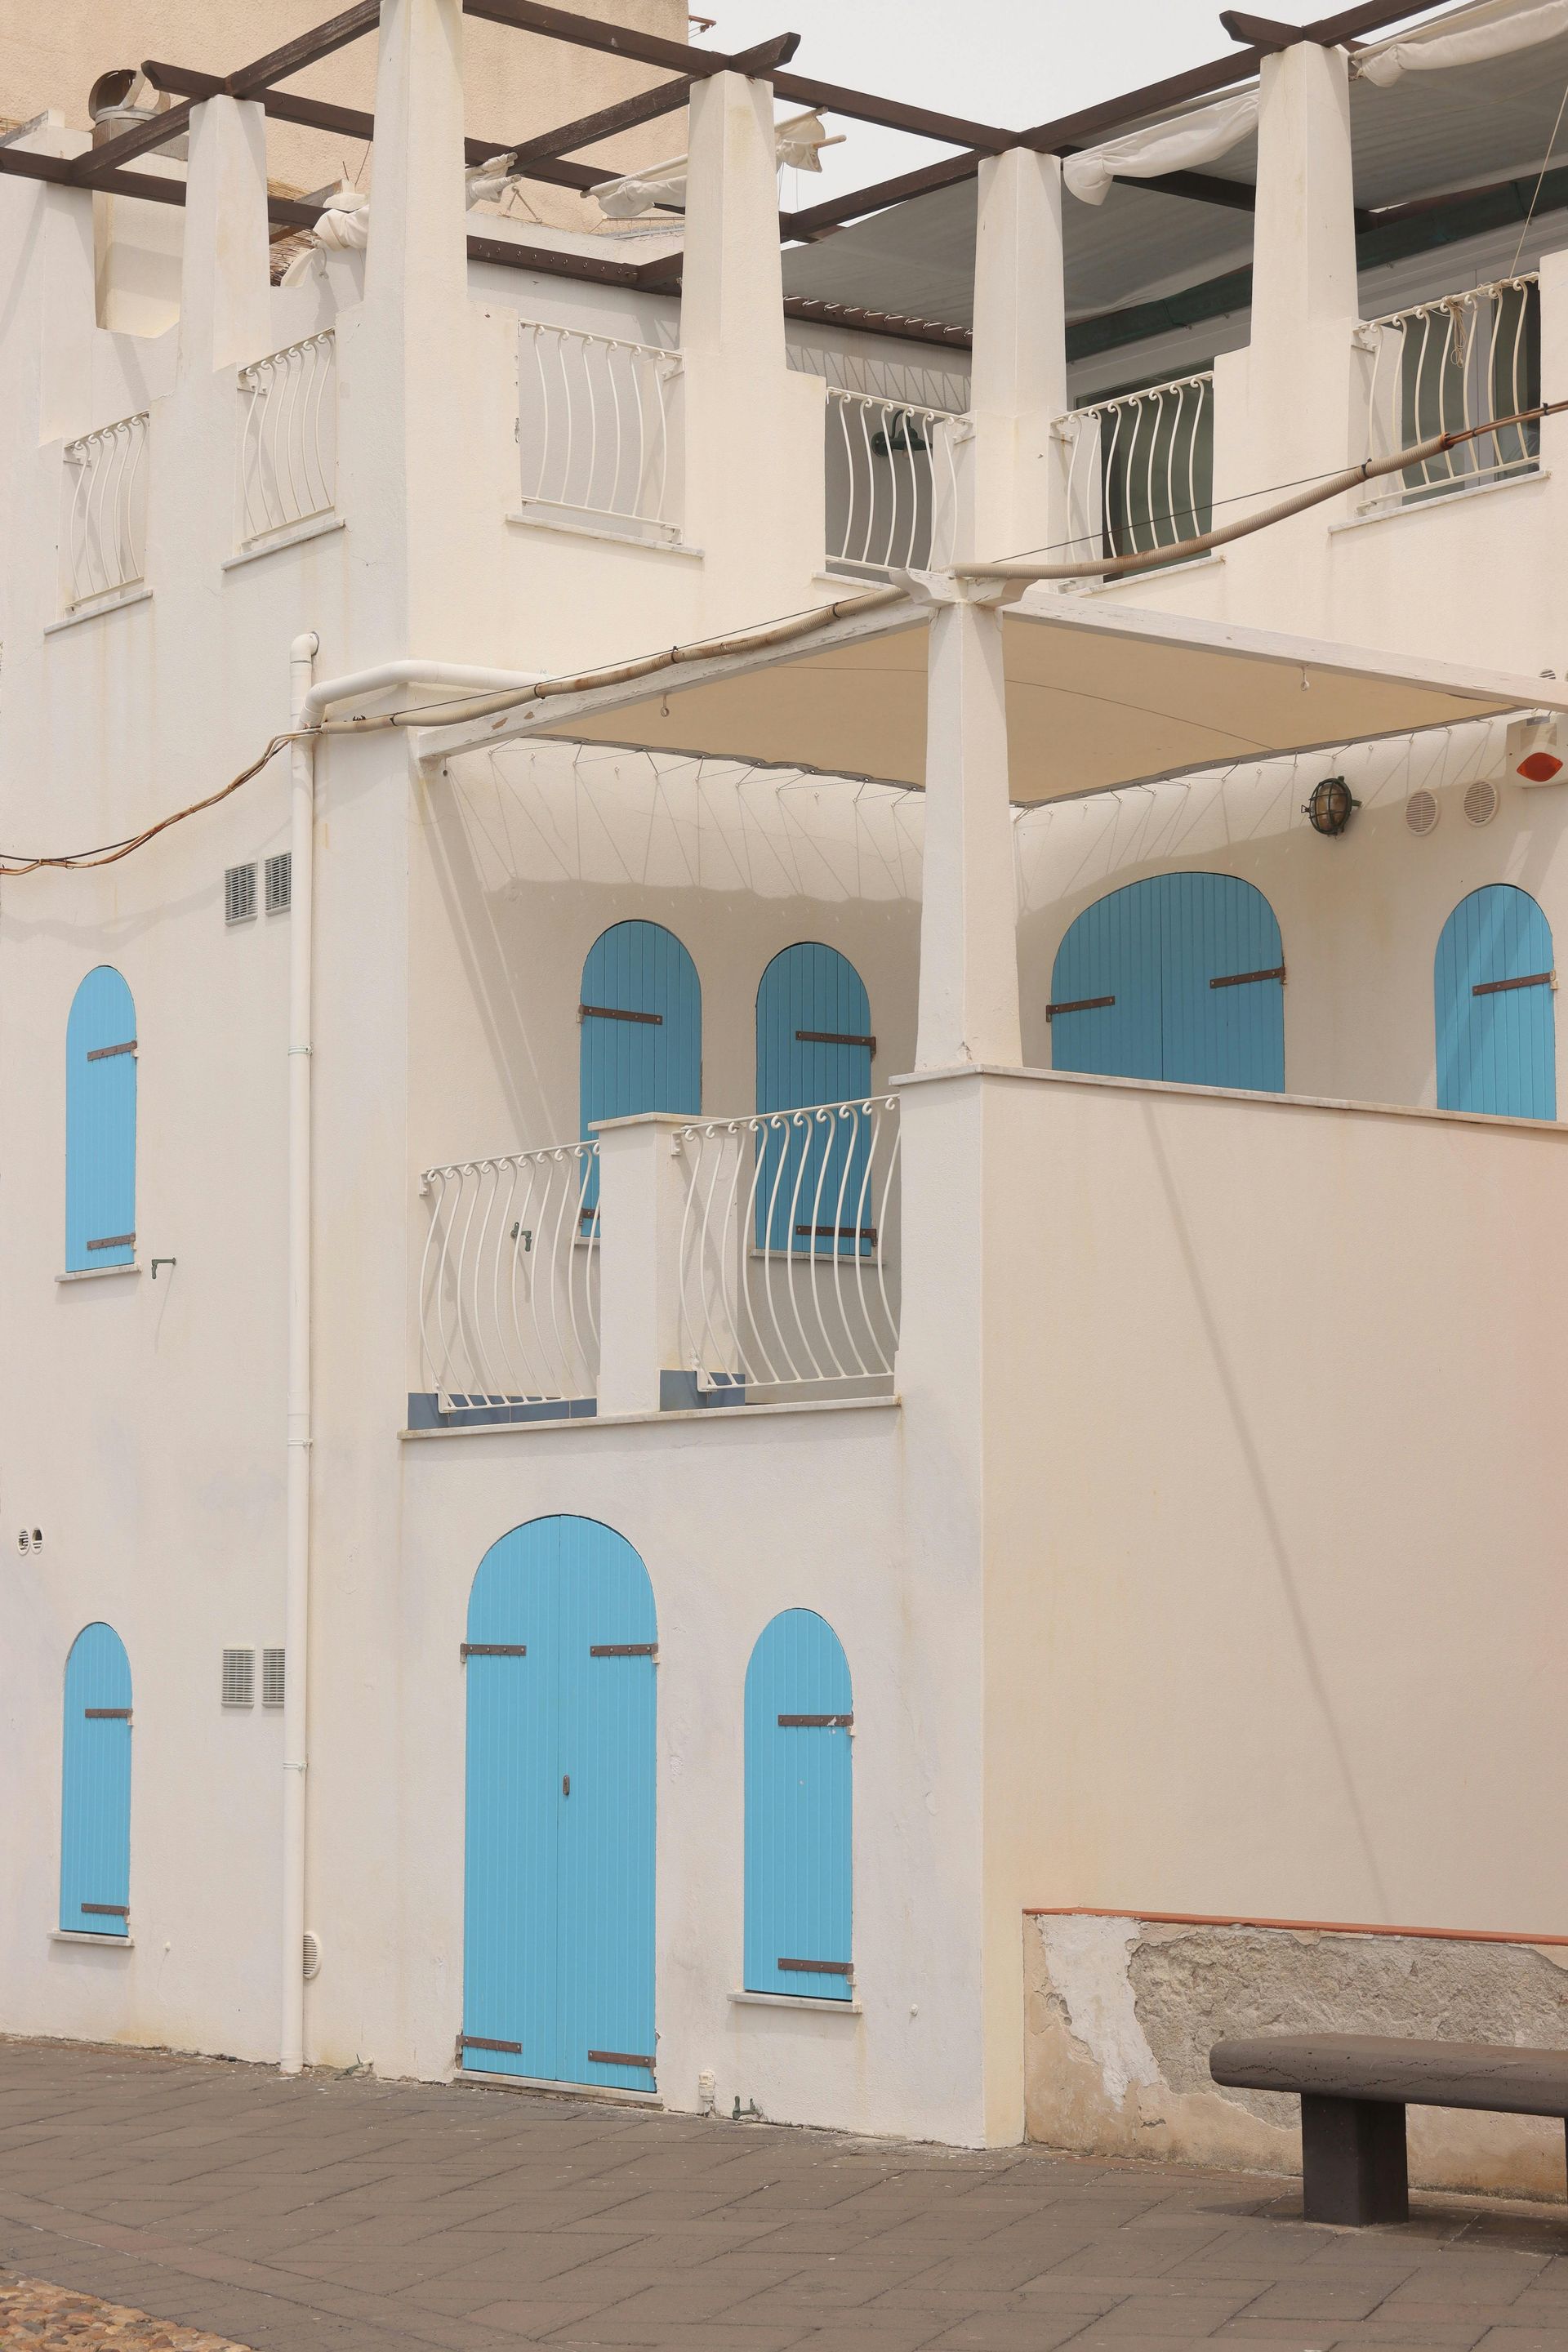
[1046,994,1115,1022]
[588,2049,656,2069]
[1473,970,1556,996]
[460,1642,528,1659]
[777,1957,853,1976]
[86,1039,137,1060]
[84,1708,131,1720]
[579,1002,662,1025]
[87,1234,136,1251]
[1209,965,1285,990]
[590,1643,657,1656]
[461,2033,523,2054]
[795,1225,875,1244]
[82,1904,130,1918]
[795,1029,875,1051]
[777,1713,853,1727]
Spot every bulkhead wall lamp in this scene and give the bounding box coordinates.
[1303,776,1360,836]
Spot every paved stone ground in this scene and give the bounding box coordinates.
[2,2040,1567,2352]
[0,2265,247,2349]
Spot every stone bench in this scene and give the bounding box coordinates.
[1210,2033,1568,2225]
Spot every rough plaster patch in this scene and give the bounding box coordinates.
[1129,1927,1568,2125]
[1037,1915,1163,2107]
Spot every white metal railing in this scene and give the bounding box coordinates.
[1058,372,1214,568]
[675,1096,900,1398]
[1357,276,1540,511]
[824,389,964,575]
[238,332,336,545]
[518,321,681,541]
[61,412,149,607]
[418,1144,600,1415]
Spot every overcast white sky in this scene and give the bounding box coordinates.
[689,2,1457,203]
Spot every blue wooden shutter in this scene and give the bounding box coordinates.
[755,944,874,1255]
[1159,872,1285,1092]
[744,1610,853,2000]
[463,1517,657,2090]
[60,1623,132,1935]
[578,923,701,1220]
[1435,884,1556,1118]
[1049,881,1163,1080]
[66,966,137,1271]
[1050,875,1284,1093]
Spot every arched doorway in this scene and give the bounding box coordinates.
[461,1517,657,2091]
[1049,873,1285,1093]
[1435,884,1556,1118]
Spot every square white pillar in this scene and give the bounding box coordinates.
[594,1114,693,1418]
[967,149,1067,568]
[179,96,272,377]
[915,595,1022,1071]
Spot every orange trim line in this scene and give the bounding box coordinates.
[1022,1906,1568,1949]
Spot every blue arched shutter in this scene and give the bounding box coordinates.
[60,1624,132,1936]
[744,1610,853,2000]
[1049,874,1284,1093]
[1158,873,1285,1091]
[578,924,701,1222]
[755,945,875,1255]
[1435,884,1556,1118]
[66,966,137,1271]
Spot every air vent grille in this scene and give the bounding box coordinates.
[261,1647,286,1708]
[1405,790,1439,837]
[221,1646,255,1708]
[225,863,257,923]
[265,853,292,913]
[1464,779,1499,827]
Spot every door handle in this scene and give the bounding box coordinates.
[562,1774,570,1797]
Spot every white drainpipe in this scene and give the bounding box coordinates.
[279,644,543,2077]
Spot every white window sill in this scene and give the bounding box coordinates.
[56,1263,140,1284]
[223,514,344,570]
[730,1989,861,2016]
[1332,466,1548,536]
[51,1930,133,1948]
[45,585,151,635]
[506,506,701,558]
[401,1394,900,1439]
[1070,551,1226,597]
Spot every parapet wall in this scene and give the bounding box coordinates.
[1024,1911,1568,2202]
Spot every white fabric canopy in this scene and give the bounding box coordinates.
[594,110,837,220]
[1354,0,1568,87]
[278,187,368,287]
[1062,91,1258,206]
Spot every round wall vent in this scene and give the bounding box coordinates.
[1405,789,1439,836]
[1463,779,1499,827]
[302,1930,323,1980]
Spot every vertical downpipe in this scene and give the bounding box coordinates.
[282,630,318,2075]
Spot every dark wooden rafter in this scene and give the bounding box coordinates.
[74,0,383,185]
[0,140,320,226]
[461,0,796,78]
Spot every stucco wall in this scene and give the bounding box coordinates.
[1025,1914,1568,2201]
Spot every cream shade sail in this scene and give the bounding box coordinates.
[461,598,1568,807]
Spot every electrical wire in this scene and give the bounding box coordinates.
[1510,63,1568,279]
[4,398,1562,878]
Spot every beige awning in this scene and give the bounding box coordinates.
[427,594,1568,804]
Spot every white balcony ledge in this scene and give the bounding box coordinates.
[506,507,701,558]
[1332,466,1549,537]
[51,1930,133,1949]
[44,586,152,635]
[401,1395,901,1441]
[223,514,345,570]
[730,1989,862,2016]
[56,1263,141,1284]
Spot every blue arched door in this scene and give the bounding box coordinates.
[462,1517,657,2091]
[744,1610,853,2000]
[1435,885,1556,1118]
[66,967,137,1270]
[1049,873,1285,1092]
[579,922,701,1221]
[755,944,875,1255]
[60,1624,132,1936]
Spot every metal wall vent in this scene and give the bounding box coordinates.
[225,862,257,923]
[1405,790,1439,837]
[265,852,292,913]
[1464,779,1500,827]
[302,1929,322,1981]
[221,1646,255,1707]
[261,1646,286,1708]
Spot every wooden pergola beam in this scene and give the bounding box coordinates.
[461,0,799,79]
[74,0,384,185]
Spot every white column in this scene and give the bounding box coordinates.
[594,1115,692,1418]
[1209,38,1358,626]
[678,72,826,612]
[915,595,1022,1070]
[966,149,1067,567]
[179,96,272,376]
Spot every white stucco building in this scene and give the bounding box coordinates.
[7,0,1568,2200]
